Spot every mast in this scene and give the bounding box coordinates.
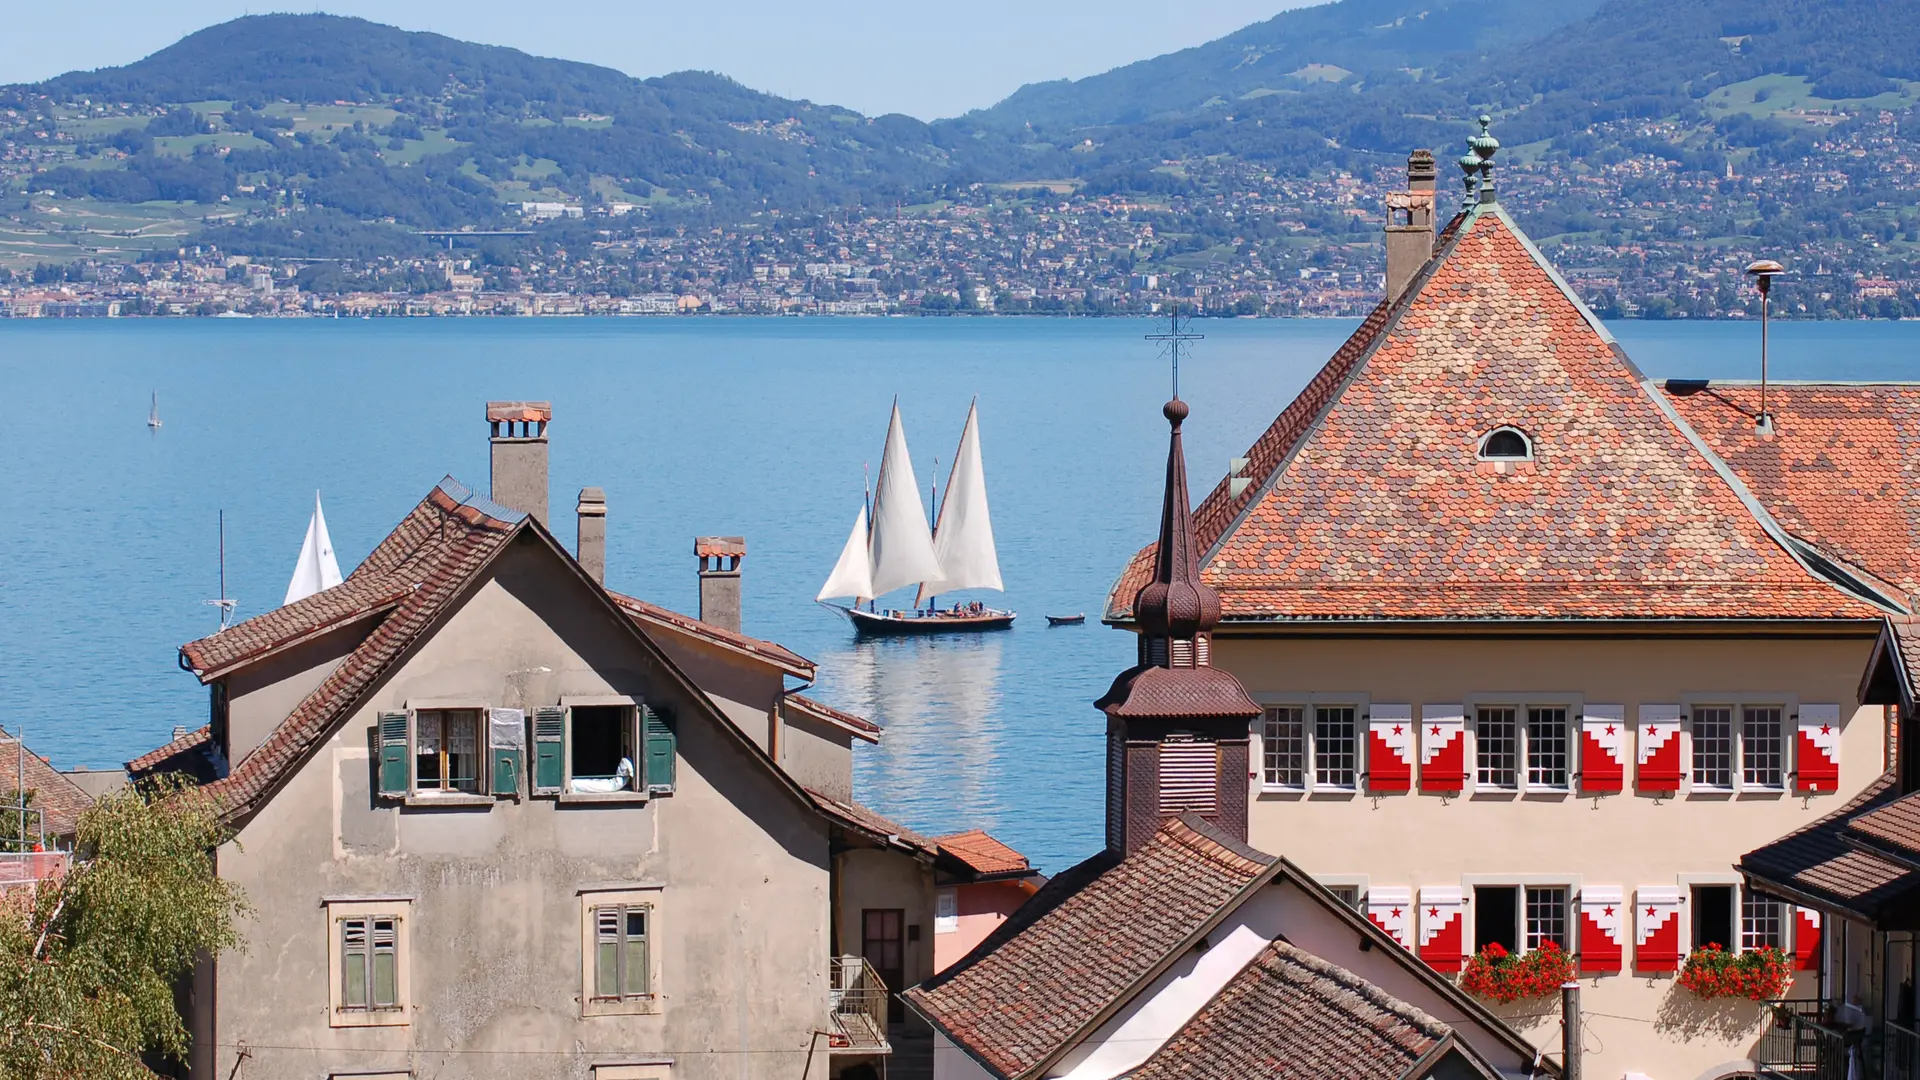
[916,399,1003,607]
[204,510,237,630]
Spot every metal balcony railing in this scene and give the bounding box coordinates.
[1886,1021,1920,1080]
[827,955,891,1054]
[1758,1001,1852,1080]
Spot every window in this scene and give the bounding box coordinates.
[593,904,651,1000]
[935,890,958,934]
[1694,885,1735,952]
[1742,890,1787,951]
[1474,886,1518,953]
[1691,704,1787,791]
[326,899,409,1027]
[1477,426,1533,461]
[414,709,481,794]
[1527,707,1569,789]
[572,705,639,794]
[1525,887,1568,952]
[1323,884,1363,912]
[1159,738,1218,814]
[1314,706,1357,789]
[1476,708,1518,789]
[540,702,677,797]
[580,888,661,1016]
[1262,706,1306,788]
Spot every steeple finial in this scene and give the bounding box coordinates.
[1464,114,1499,206]
[1132,395,1222,647]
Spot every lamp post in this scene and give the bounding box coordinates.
[1744,259,1786,436]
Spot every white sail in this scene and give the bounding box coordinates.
[918,399,1003,604]
[867,401,943,598]
[284,491,344,605]
[817,503,875,602]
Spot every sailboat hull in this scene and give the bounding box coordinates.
[832,604,1016,636]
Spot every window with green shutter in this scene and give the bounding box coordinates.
[339,915,400,1011]
[643,706,676,794]
[533,706,565,794]
[592,904,650,1000]
[377,713,409,797]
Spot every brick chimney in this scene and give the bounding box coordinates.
[696,537,745,632]
[488,401,550,525]
[576,487,606,584]
[1385,149,1437,304]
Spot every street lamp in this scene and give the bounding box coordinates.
[1744,259,1786,436]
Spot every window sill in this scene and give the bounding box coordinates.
[1736,787,1787,799]
[329,1008,410,1029]
[401,793,494,809]
[1521,788,1571,800]
[558,791,650,805]
[583,994,661,1017]
[1470,787,1519,800]
[1259,785,1307,798]
[1308,787,1359,799]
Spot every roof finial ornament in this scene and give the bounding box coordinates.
[1469,114,1500,205]
[1145,301,1204,401]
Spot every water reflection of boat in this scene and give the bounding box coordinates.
[817,398,1014,634]
[829,633,1006,818]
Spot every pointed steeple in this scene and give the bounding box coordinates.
[1133,398,1222,653]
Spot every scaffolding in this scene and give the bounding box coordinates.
[1,725,55,889]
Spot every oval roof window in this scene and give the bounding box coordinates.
[1478,426,1533,461]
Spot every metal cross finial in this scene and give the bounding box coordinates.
[1146,303,1204,399]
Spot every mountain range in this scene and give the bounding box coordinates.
[4,0,1920,255]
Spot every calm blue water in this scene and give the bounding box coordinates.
[1,316,1914,872]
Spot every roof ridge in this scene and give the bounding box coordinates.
[1164,813,1275,874]
[1261,938,1452,1040]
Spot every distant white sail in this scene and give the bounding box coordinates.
[867,401,943,598]
[284,491,344,605]
[817,503,875,602]
[918,399,1002,604]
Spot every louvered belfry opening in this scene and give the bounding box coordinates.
[1096,398,1262,855]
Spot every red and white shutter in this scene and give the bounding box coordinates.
[1367,886,1412,949]
[1368,705,1414,793]
[1634,886,1684,972]
[1796,704,1841,794]
[1578,886,1623,974]
[1419,705,1466,793]
[1581,705,1625,794]
[1418,887,1465,971]
[1795,907,1822,972]
[1637,705,1683,793]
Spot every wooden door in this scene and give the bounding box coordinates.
[862,908,905,1022]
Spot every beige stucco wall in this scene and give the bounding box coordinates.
[834,846,936,1004]
[1220,628,1883,1080]
[640,621,786,754]
[224,618,368,763]
[780,713,856,802]
[207,543,836,1080]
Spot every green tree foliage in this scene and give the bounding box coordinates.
[0,775,248,1079]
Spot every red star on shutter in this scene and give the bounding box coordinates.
[1430,726,1441,737]
[1605,725,1616,736]
[1646,906,1657,918]
[1603,906,1615,917]
[1428,907,1439,918]
[1646,725,1658,737]
[1390,908,1403,919]
[1820,724,1832,735]
[1393,725,1404,735]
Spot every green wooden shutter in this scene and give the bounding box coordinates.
[643,706,676,794]
[533,707,565,794]
[377,712,409,797]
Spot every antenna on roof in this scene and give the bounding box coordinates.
[1744,259,1787,437]
[204,509,238,631]
[1145,302,1204,400]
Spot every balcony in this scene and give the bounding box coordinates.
[827,955,891,1055]
[1758,1001,1920,1080]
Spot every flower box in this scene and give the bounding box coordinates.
[1677,944,1793,1001]
[1460,941,1577,1004]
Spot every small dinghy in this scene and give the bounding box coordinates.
[1046,613,1086,626]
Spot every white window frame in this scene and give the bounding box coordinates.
[1676,873,1794,957]
[579,885,662,1017]
[324,897,412,1028]
[1681,696,1797,795]
[1465,695,1581,795]
[561,695,647,802]
[935,889,959,934]
[1477,425,1535,462]
[1314,874,1369,913]
[1253,693,1368,795]
[1460,874,1581,958]
[402,698,493,802]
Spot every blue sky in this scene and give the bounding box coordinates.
[1,1,1309,120]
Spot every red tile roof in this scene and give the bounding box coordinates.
[1848,791,1920,866]
[1,726,94,840]
[784,694,881,743]
[1108,207,1888,624]
[608,592,813,678]
[905,816,1274,1079]
[806,787,938,856]
[126,724,211,774]
[1740,773,1920,922]
[1663,382,1920,601]
[1126,940,1455,1080]
[935,829,1032,878]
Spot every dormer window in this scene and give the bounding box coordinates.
[1477,426,1533,462]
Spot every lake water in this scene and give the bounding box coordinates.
[2,316,1915,872]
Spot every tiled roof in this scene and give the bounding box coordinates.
[806,787,938,856]
[1108,207,1885,624]
[784,694,881,743]
[608,592,813,678]
[179,575,410,678]
[904,816,1274,1079]
[935,829,1032,878]
[1,726,95,839]
[1097,664,1263,719]
[126,724,211,774]
[1126,940,1453,1080]
[1848,791,1920,866]
[1664,382,1920,601]
[1740,773,1920,921]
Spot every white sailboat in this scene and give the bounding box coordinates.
[284,491,344,605]
[817,399,1013,634]
[147,391,161,429]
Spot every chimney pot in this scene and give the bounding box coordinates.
[576,487,607,584]
[1384,148,1438,304]
[696,536,745,633]
[487,401,551,525]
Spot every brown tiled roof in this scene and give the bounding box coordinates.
[1097,664,1262,719]
[1848,791,1920,867]
[1,726,94,839]
[1126,940,1456,1080]
[126,725,211,774]
[1665,382,1920,600]
[935,829,1032,878]
[179,575,408,678]
[1740,773,1920,921]
[608,592,813,678]
[1108,207,1885,624]
[806,788,938,856]
[784,694,881,743]
[904,816,1275,1079]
